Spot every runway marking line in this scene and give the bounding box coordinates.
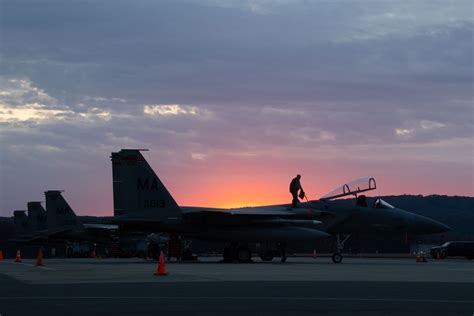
[0,297,471,304]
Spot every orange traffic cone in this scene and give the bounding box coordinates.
[36,248,44,267]
[0,250,4,261]
[154,251,168,276]
[312,249,317,259]
[15,249,21,263]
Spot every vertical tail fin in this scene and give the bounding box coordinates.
[27,202,47,232]
[13,210,29,235]
[111,149,182,219]
[45,191,84,232]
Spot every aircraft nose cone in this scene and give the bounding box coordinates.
[415,215,451,234]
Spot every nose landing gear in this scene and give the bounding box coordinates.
[331,252,343,263]
[332,234,351,263]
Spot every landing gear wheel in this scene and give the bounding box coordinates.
[332,252,343,264]
[237,247,251,263]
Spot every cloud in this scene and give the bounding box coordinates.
[196,0,306,14]
[319,130,337,142]
[0,103,71,123]
[191,152,207,160]
[0,77,56,106]
[395,128,413,137]
[420,120,446,130]
[395,120,447,139]
[0,76,68,123]
[262,106,306,116]
[144,104,198,116]
[84,96,127,103]
[0,77,119,124]
[143,104,214,121]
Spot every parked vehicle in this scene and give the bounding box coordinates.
[431,241,474,260]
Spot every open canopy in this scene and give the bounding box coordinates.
[320,177,376,201]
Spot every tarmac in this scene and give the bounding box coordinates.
[0,256,473,315]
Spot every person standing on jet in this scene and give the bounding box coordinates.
[289,174,305,208]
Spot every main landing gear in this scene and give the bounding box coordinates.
[278,242,287,262]
[332,234,351,264]
[222,242,288,263]
[223,242,252,263]
[257,242,287,262]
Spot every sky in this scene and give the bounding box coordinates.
[0,0,473,216]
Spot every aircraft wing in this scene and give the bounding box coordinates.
[221,208,296,216]
[113,206,328,222]
[10,231,54,243]
[26,228,77,240]
[182,207,299,217]
[84,223,118,230]
[253,218,322,225]
[112,208,297,223]
[187,206,333,218]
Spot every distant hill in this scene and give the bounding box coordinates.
[377,195,474,239]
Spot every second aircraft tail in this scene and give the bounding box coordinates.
[27,202,47,232]
[45,191,84,232]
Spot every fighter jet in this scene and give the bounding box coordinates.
[12,192,168,258]
[12,191,118,243]
[111,149,450,263]
[11,202,48,243]
[42,190,118,242]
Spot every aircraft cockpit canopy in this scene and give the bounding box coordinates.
[373,198,394,209]
[320,177,376,201]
